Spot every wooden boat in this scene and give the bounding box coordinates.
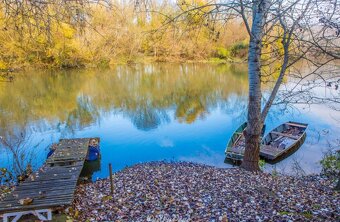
[225,122,265,161]
[260,121,308,161]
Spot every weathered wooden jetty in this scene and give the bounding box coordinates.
[0,138,98,222]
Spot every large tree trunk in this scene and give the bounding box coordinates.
[241,0,268,171]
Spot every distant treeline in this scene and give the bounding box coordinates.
[0,0,249,69]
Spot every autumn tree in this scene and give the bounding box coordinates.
[241,0,339,171]
[159,0,340,170]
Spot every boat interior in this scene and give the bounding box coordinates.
[229,133,246,153]
[262,122,307,150]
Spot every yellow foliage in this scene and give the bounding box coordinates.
[59,23,75,39]
[0,1,249,69]
[261,25,291,83]
[0,60,7,69]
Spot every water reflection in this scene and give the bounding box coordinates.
[0,64,248,135]
[0,63,338,179]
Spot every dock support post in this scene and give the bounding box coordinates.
[109,163,114,195]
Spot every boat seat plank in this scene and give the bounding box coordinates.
[260,145,283,159]
[286,122,307,128]
[270,131,299,140]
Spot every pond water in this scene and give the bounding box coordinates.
[0,63,339,180]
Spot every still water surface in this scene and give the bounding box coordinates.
[0,64,339,179]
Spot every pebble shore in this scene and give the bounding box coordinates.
[72,162,339,221]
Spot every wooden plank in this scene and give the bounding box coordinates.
[34,165,83,173]
[16,181,77,188]
[1,192,76,203]
[47,156,85,160]
[0,201,73,213]
[0,195,75,210]
[13,181,76,188]
[15,186,76,192]
[25,175,79,182]
[0,194,75,205]
[0,201,74,213]
[24,176,75,182]
[34,163,84,171]
[6,191,76,199]
[7,189,77,197]
[0,197,74,208]
[0,138,95,214]
[286,122,307,128]
[25,173,79,181]
[0,195,75,203]
[10,185,76,193]
[46,160,83,165]
[270,131,299,140]
[15,182,77,190]
[28,170,82,177]
[18,177,77,184]
[25,172,79,180]
[48,153,87,158]
[26,169,79,181]
[260,146,280,155]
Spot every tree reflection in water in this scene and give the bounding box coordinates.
[0,128,42,180]
[0,63,250,177]
[0,63,339,177]
[0,63,248,135]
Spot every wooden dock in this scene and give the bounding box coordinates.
[0,138,97,222]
